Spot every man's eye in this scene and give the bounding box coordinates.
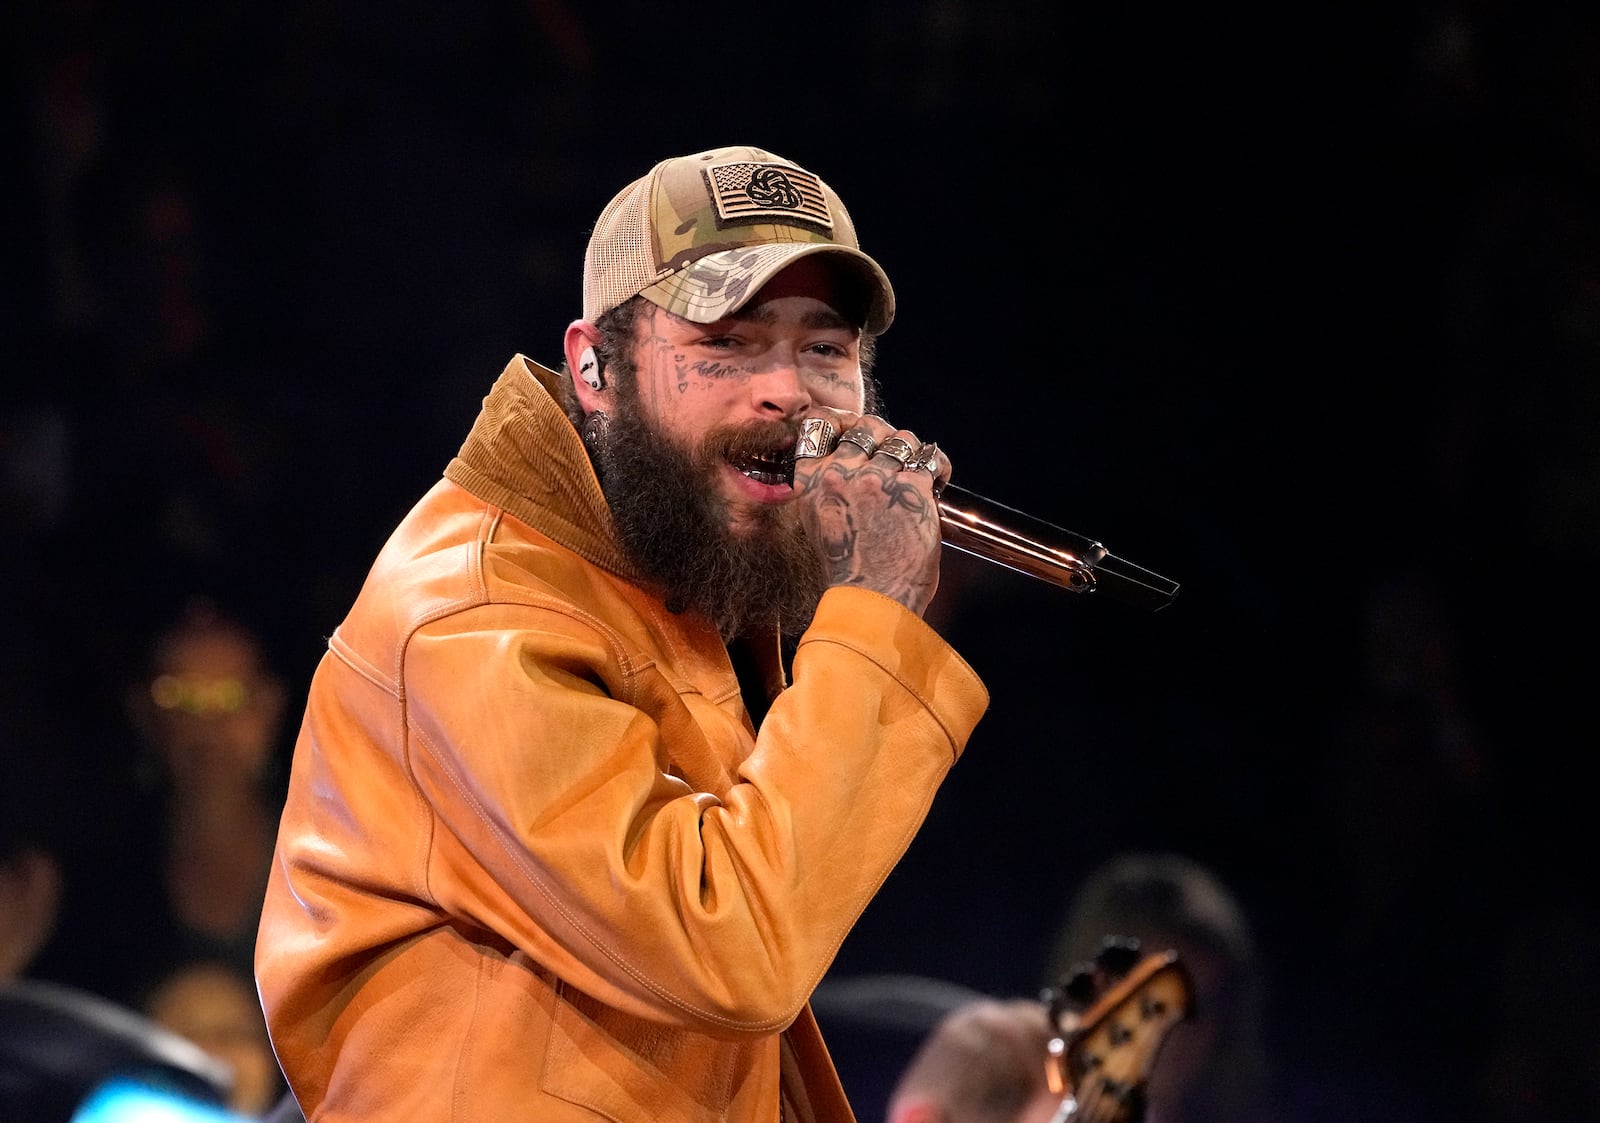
[701,335,740,350]
[806,341,849,358]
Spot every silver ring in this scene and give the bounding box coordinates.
[875,436,916,469]
[835,428,878,456]
[794,417,838,459]
[907,441,940,475]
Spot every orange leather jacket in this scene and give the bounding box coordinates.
[256,356,989,1121]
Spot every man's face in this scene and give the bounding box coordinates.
[589,257,869,637]
[623,256,868,534]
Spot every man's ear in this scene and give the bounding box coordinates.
[563,321,610,413]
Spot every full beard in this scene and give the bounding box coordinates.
[593,396,827,641]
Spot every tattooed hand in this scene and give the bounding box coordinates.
[792,411,950,617]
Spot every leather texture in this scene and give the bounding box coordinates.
[255,356,989,1121]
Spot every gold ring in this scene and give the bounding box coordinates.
[794,417,838,459]
[875,436,916,468]
[836,428,878,456]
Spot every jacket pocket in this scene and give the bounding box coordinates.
[540,982,774,1122]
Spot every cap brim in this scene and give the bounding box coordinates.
[638,243,895,334]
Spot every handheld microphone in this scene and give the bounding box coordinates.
[936,485,1179,611]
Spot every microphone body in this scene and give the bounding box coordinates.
[936,485,1179,611]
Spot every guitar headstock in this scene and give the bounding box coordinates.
[1043,937,1194,1123]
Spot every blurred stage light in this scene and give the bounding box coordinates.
[70,1076,251,1123]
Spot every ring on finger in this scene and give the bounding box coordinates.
[836,428,878,456]
[875,436,917,469]
[795,417,838,459]
[907,441,941,475]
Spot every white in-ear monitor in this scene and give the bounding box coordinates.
[577,347,605,390]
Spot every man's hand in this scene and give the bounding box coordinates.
[792,411,951,617]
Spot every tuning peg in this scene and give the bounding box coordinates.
[1095,935,1143,979]
[1062,966,1099,1010]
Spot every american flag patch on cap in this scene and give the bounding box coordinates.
[704,162,833,232]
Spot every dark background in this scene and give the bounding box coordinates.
[6,2,1598,1119]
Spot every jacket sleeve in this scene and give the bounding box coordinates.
[399,585,988,1036]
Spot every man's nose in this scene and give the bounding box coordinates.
[750,360,810,419]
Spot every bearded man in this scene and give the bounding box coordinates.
[256,145,990,1123]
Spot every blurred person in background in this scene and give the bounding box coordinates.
[103,596,290,1005]
[1,704,70,985]
[884,997,1060,1123]
[142,958,284,1118]
[1045,851,1278,1123]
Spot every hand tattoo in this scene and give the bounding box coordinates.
[796,459,941,613]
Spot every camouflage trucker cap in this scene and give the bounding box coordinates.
[582,145,895,334]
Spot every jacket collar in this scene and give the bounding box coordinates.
[444,355,638,581]
[444,355,789,698]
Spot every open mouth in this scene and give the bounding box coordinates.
[727,444,796,488]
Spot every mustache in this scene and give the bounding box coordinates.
[697,418,799,466]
